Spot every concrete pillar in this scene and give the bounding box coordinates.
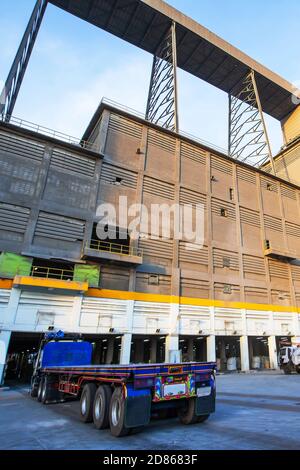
[106,337,115,364]
[72,295,83,331]
[240,336,250,372]
[0,331,11,386]
[120,333,132,365]
[150,338,158,364]
[3,288,21,327]
[119,300,134,365]
[166,303,180,363]
[268,336,279,370]
[165,335,180,363]
[207,335,216,362]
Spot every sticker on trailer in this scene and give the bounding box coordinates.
[197,386,211,398]
[163,383,186,398]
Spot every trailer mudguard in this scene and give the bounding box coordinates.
[195,393,216,416]
[196,374,216,416]
[124,385,151,428]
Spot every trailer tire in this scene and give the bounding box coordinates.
[109,387,129,437]
[41,376,48,404]
[30,379,39,398]
[93,385,112,430]
[129,426,144,435]
[178,398,198,425]
[80,383,97,423]
[283,365,292,375]
[197,414,210,423]
[37,376,44,402]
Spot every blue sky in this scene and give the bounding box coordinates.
[1,0,300,154]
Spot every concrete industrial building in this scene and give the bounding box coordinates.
[1,0,300,384]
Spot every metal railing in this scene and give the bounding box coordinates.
[30,266,74,281]
[1,98,228,157]
[101,98,228,156]
[264,241,298,259]
[88,239,143,258]
[0,114,98,152]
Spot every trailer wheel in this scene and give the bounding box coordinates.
[41,377,48,404]
[283,365,292,375]
[129,427,144,435]
[93,385,112,430]
[80,383,97,423]
[30,379,39,398]
[197,414,210,423]
[178,398,198,425]
[37,376,44,402]
[109,387,129,437]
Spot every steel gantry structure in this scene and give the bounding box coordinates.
[0,0,47,119]
[1,0,299,172]
[146,22,179,132]
[228,71,276,171]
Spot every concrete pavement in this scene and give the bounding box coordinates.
[0,372,299,450]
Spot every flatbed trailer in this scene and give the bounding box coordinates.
[31,333,216,437]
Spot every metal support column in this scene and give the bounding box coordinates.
[146,21,179,132]
[228,70,276,173]
[0,0,47,120]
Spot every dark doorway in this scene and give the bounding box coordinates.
[4,332,43,384]
[83,334,122,365]
[130,335,166,364]
[179,336,207,362]
[91,223,130,254]
[216,336,241,372]
[249,337,270,369]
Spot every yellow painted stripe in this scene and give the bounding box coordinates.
[0,279,13,289]
[0,279,298,314]
[87,288,300,314]
[13,276,89,292]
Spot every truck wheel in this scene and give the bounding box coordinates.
[37,376,44,402]
[129,427,144,435]
[93,385,112,430]
[109,387,129,437]
[178,398,198,425]
[197,415,210,423]
[283,365,292,375]
[80,383,97,423]
[30,379,39,398]
[41,377,48,404]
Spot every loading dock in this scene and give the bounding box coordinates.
[130,335,166,364]
[216,337,241,372]
[4,332,42,385]
[179,336,207,362]
[82,335,122,365]
[249,337,271,370]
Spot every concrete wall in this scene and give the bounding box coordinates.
[1,107,300,309]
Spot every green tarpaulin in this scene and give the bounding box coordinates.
[0,252,33,278]
[74,264,100,287]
